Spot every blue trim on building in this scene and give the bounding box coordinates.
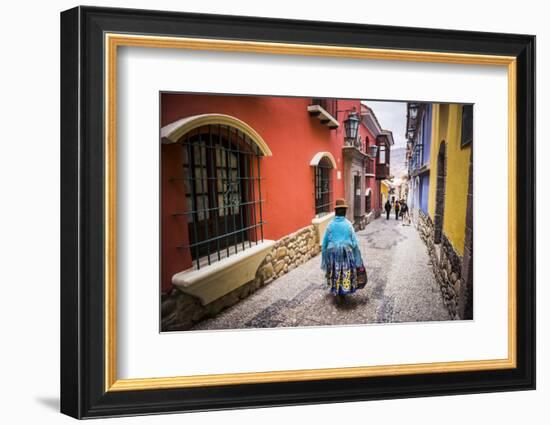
[419,172,430,214]
[422,104,432,166]
[407,103,433,214]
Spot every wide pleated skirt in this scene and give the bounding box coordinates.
[324,246,359,295]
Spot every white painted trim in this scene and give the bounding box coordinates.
[361,107,383,136]
[381,129,395,146]
[172,240,275,305]
[361,106,395,145]
[309,151,337,169]
[160,113,273,156]
[311,212,335,246]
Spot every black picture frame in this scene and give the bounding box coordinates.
[60,5,535,419]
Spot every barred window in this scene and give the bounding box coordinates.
[177,124,265,269]
[315,157,333,216]
[378,144,387,164]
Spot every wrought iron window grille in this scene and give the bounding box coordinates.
[174,124,266,270]
[315,157,333,216]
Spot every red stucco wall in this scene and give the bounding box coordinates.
[161,94,381,292]
[161,143,192,292]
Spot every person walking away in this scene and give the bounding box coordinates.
[384,200,391,220]
[321,198,365,300]
[401,201,410,225]
[394,200,400,220]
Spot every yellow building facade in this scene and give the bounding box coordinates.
[380,180,390,206]
[427,104,472,256]
[408,101,473,320]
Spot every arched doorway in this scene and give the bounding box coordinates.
[310,152,337,217]
[433,141,447,244]
[365,187,372,213]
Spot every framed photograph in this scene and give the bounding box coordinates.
[60,6,535,419]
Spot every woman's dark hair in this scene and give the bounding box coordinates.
[335,207,347,217]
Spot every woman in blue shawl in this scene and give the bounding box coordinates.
[321,198,364,296]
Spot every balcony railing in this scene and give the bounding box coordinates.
[344,135,364,150]
[376,163,390,180]
[315,98,337,117]
[308,98,339,129]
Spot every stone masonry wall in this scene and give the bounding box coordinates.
[353,211,377,232]
[258,225,320,284]
[416,210,464,319]
[161,225,320,331]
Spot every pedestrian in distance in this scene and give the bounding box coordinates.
[384,200,391,220]
[399,200,405,220]
[394,199,400,220]
[401,200,410,225]
[321,198,366,301]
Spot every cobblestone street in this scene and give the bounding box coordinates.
[192,216,450,330]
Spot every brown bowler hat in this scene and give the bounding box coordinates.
[334,198,348,209]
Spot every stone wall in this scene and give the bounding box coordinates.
[259,225,320,283]
[416,210,465,319]
[353,211,377,232]
[161,225,320,331]
[353,215,366,231]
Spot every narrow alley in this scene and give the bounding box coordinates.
[192,216,450,331]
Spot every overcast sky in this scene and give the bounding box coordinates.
[362,100,408,150]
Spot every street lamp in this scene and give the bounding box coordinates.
[409,103,419,120]
[369,145,379,158]
[343,111,360,146]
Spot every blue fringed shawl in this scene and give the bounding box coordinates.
[321,216,363,271]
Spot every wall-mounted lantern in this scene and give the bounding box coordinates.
[409,103,420,120]
[343,111,360,145]
[369,145,379,158]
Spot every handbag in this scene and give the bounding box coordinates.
[357,265,368,289]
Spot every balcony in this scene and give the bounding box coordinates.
[308,98,339,129]
[342,139,369,163]
[407,141,429,177]
[376,163,390,180]
[375,134,391,180]
[344,135,364,150]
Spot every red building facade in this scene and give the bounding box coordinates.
[160,94,393,297]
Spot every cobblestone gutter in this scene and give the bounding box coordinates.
[161,225,320,331]
[416,210,464,319]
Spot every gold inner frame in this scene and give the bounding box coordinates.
[104,33,517,392]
